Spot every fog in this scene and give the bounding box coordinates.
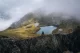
[0,0,80,31]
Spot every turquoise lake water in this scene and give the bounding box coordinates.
[37,26,57,35]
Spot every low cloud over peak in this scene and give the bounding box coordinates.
[0,0,80,31]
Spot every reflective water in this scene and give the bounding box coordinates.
[37,26,57,35]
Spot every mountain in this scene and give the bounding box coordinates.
[0,18,40,39]
[10,12,80,28]
[10,13,38,28]
[53,18,80,34]
[1,12,79,39]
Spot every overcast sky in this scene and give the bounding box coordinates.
[0,0,80,31]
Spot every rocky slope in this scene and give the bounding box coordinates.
[0,26,80,53]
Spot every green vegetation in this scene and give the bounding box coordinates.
[0,18,40,39]
[0,13,80,39]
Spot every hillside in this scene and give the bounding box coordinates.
[10,13,80,27]
[53,18,80,34]
[0,18,40,39]
[10,13,80,34]
[0,13,80,39]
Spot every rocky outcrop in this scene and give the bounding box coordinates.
[0,27,80,53]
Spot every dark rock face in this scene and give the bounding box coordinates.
[0,27,80,53]
[15,36,62,53]
[61,26,80,53]
[0,38,20,53]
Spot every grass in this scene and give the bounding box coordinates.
[0,19,40,39]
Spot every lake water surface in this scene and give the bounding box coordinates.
[37,26,57,35]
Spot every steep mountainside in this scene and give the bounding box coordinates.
[10,13,80,28]
[0,19,40,39]
[6,12,80,35]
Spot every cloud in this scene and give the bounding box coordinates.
[42,0,80,16]
[0,0,80,31]
[0,0,44,31]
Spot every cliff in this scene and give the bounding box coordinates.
[0,27,80,53]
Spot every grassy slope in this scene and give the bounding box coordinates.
[0,19,40,39]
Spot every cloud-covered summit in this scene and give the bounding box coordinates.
[0,0,80,31]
